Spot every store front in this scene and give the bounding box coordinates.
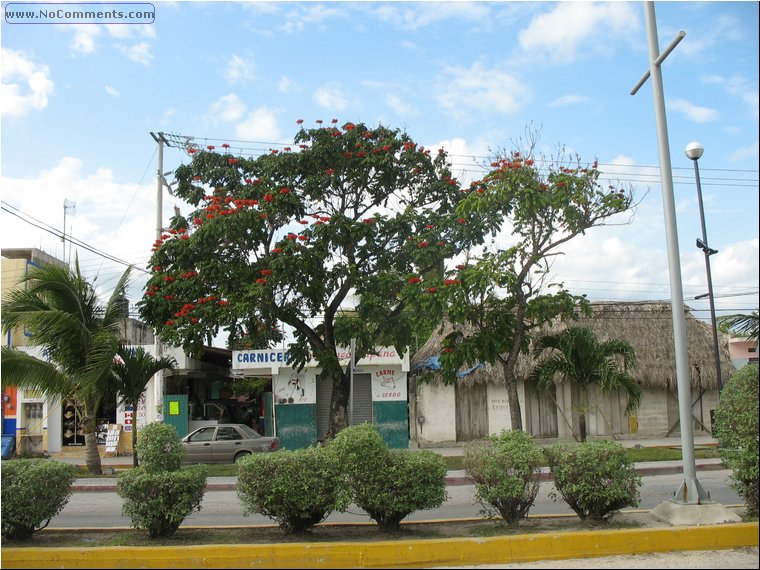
[232,347,410,449]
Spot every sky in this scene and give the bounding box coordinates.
[1,0,758,344]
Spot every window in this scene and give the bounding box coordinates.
[217,427,242,441]
[189,427,215,442]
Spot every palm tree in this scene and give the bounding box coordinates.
[717,311,759,344]
[530,327,641,442]
[1,259,131,474]
[110,345,177,467]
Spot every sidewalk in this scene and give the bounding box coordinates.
[58,434,724,491]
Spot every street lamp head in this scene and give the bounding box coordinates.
[685,141,704,161]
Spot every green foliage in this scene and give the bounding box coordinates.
[236,447,346,533]
[137,121,492,436]
[545,441,641,521]
[0,259,132,474]
[326,424,448,530]
[714,364,759,516]
[117,465,208,538]
[531,327,641,442]
[421,140,635,433]
[716,311,759,343]
[463,430,545,525]
[1,459,77,540]
[135,422,184,473]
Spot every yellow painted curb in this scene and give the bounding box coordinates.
[2,522,757,569]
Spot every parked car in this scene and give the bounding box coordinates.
[181,424,279,464]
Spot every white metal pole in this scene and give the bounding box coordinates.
[153,133,165,422]
[642,1,707,504]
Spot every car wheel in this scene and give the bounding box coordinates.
[234,451,251,464]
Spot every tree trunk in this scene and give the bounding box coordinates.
[132,424,138,468]
[326,368,350,440]
[501,359,524,432]
[83,417,102,475]
[578,387,588,443]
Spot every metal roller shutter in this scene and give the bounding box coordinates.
[350,374,373,425]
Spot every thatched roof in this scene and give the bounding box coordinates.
[411,301,734,391]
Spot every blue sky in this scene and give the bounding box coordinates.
[2,1,758,333]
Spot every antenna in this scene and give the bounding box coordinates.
[62,199,76,264]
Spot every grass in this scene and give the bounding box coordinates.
[69,445,721,477]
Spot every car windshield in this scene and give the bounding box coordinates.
[236,424,262,439]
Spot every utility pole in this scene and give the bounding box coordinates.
[150,132,167,423]
[630,1,708,507]
[630,4,739,527]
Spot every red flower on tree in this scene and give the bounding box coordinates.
[261,269,273,276]
[256,278,267,285]
[408,277,422,284]
[228,158,238,165]
[297,119,304,124]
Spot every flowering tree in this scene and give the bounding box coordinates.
[421,141,636,432]
[138,120,495,438]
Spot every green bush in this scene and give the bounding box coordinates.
[714,364,759,516]
[236,447,346,533]
[135,421,184,472]
[545,440,641,521]
[463,430,545,525]
[117,465,208,538]
[117,420,208,537]
[1,458,77,540]
[327,424,448,531]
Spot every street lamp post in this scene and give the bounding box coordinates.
[685,141,723,395]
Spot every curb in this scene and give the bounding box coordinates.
[70,461,727,491]
[3,522,757,569]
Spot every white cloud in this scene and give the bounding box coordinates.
[105,85,119,97]
[435,63,529,120]
[728,141,759,162]
[0,49,54,118]
[314,83,350,111]
[702,74,759,120]
[70,25,101,54]
[386,93,415,117]
[207,94,246,124]
[435,137,492,186]
[668,99,719,123]
[518,2,639,63]
[119,42,152,65]
[236,108,283,141]
[278,76,294,93]
[280,3,346,34]
[548,94,590,108]
[1,157,157,299]
[224,55,255,85]
[371,2,491,31]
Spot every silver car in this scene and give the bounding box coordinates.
[181,424,279,464]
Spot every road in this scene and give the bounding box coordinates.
[48,469,743,528]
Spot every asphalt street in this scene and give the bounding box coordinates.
[48,469,743,528]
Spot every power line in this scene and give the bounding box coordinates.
[1,202,149,274]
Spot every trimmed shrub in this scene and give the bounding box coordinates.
[545,440,641,521]
[327,424,448,531]
[1,458,77,540]
[117,464,208,538]
[463,430,545,525]
[117,421,208,538]
[714,364,759,516]
[236,447,346,533]
[135,421,184,472]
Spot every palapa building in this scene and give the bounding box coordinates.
[409,301,734,446]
